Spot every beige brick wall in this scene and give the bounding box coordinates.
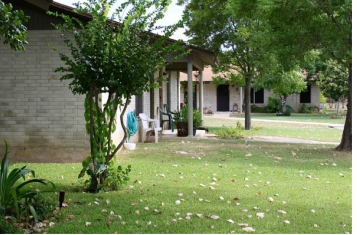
[0,30,155,162]
[0,30,89,162]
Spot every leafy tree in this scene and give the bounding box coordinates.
[179,0,273,130]
[267,0,352,151]
[257,66,306,113]
[317,59,349,115]
[50,0,186,191]
[0,1,28,50]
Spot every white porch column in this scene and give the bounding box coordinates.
[199,70,203,121]
[239,87,243,113]
[187,62,193,137]
[177,71,180,111]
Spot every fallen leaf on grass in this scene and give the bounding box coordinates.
[256,212,264,218]
[175,151,188,155]
[85,222,92,226]
[175,200,181,205]
[210,215,220,220]
[268,197,274,202]
[274,156,282,160]
[284,220,290,224]
[242,227,255,232]
[278,210,287,214]
[227,219,234,223]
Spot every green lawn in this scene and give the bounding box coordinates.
[204,114,344,143]
[229,112,346,124]
[18,138,352,234]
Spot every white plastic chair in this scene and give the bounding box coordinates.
[138,113,162,143]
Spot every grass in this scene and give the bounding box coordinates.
[14,138,351,234]
[229,112,346,124]
[204,114,343,143]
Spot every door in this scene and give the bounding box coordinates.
[217,85,230,111]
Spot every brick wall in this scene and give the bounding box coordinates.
[0,30,90,162]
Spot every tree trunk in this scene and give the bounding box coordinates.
[89,174,98,192]
[335,63,352,151]
[244,76,251,130]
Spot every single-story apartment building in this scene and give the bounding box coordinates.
[180,66,320,113]
[0,0,216,162]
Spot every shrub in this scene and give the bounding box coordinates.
[103,164,132,191]
[251,104,266,113]
[180,106,203,128]
[0,141,55,222]
[215,126,244,139]
[298,103,310,113]
[266,96,282,113]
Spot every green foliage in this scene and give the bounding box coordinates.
[0,1,28,50]
[251,104,266,113]
[266,95,282,113]
[104,164,131,191]
[180,105,203,128]
[0,141,55,222]
[50,0,187,191]
[213,121,250,138]
[298,104,318,114]
[0,216,22,234]
[180,0,274,130]
[317,59,349,101]
[214,125,244,139]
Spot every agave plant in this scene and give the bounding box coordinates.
[0,141,55,220]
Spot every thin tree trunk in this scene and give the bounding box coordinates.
[335,63,352,151]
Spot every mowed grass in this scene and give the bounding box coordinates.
[204,115,343,143]
[229,111,347,124]
[18,139,352,234]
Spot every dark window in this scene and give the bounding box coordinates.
[250,88,264,104]
[300,85,311,103]
[135,95,143,115]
